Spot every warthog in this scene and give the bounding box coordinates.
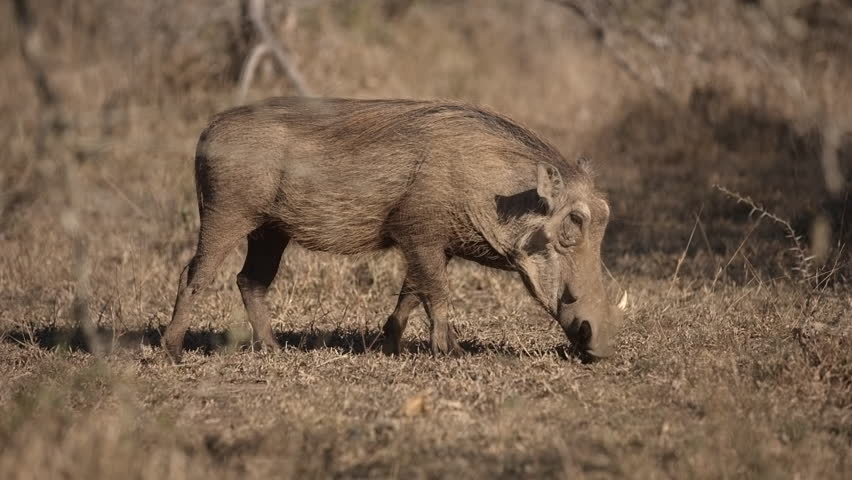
[163,97,625,362]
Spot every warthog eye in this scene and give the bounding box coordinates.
[557,212,586,250]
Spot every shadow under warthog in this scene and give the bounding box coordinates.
[2,325,585,359]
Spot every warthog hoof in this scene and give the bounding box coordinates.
[163,342,183,364]
[382,336,402,356]
[430,327,463,357]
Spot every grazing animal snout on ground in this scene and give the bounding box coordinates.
[162,97,622,362]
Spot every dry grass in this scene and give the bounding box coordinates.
[1,1,851,478]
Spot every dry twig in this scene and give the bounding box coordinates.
[544,0,677,108]
[237,0,311,102]
[12,0,103,356]
[714,185,814,283]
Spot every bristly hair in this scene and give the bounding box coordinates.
[577,156,596,178]
[221,97,590,177]
[416,101,574,170]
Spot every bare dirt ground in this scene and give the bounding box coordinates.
[1,1,851,478]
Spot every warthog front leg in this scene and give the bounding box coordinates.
[383,253,456,355]
[400,246,462,357]
[423,297,461,356]
[381,278,420,355]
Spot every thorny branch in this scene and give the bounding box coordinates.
[714,185,814,284]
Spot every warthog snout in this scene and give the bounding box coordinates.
[559,292,626,358]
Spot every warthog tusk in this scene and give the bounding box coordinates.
[617,291,629,311]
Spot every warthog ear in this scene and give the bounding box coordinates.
[537,163,564,214]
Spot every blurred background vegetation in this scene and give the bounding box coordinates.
[3,0,850,288]
[2,3,851,478]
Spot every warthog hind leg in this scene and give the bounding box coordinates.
[163,215,255,363]
[237,225,289,352]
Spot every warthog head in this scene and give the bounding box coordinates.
[511,162,625,358]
